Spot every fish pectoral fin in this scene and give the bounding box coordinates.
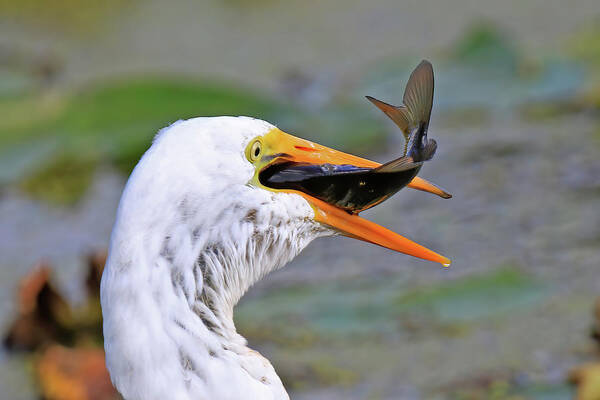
[374,155,421,173]
[376,137,436,173]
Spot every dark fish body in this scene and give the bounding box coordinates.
[260,162,421,213]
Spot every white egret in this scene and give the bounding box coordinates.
[101,61,450,400]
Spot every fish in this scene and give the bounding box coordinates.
[260,60,449,214]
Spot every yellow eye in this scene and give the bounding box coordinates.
[247,139,262,162]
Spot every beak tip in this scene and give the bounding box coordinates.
[441,259,451,268]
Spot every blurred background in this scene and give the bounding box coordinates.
[1,1,600,399]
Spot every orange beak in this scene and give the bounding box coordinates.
[256,129,451,267]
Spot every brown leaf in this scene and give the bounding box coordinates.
[3,263,73,351]
[36,345,119,400]
[569,363,600,400]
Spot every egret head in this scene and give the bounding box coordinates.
[122,115,447,269]
[107,115,448,317]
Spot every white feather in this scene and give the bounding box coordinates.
[101,116,332,400]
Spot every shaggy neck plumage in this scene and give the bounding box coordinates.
[102,191,322,400]
[168,211,315,341]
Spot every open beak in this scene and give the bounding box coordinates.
[256,129,451,267]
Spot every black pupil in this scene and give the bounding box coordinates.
[254,145,260,157]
